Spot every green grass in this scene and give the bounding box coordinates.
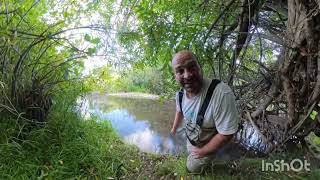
[0,92,144,179]
[156,157,320,179]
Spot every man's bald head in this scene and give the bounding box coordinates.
[172,50,198,67]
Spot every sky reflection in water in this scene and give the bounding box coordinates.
[88,96,186,155]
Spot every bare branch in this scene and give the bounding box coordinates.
[203,0,236,44]
[251,78,280,118]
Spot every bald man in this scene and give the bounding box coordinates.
[170,50,239,173]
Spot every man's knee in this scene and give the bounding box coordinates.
[187,161,202,173]
[186,154,206,173]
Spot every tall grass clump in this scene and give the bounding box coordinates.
[0,83,141,179]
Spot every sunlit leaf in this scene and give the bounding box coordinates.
[310,111,318,120]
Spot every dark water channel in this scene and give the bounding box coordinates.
[83,93,266,157]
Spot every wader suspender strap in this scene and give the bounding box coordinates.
[178,89,183,114]
[178,79,221,126]
[196,79,221,126]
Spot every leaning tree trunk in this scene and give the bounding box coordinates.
[278,0,320,146]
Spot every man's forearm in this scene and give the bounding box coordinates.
[201,133,233,155]
[171,111,183,134]
[172,118,182,131]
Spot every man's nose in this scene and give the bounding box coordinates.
[183,69,192,79]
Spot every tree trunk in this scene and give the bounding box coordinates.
[279,0,320,143]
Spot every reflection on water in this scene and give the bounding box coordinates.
[86,94,187,155]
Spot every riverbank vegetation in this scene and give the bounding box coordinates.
[85,66,178,96]
[1,0,320,179]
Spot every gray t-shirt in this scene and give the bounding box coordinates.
[176,78,239,135]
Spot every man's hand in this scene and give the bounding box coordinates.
[191,146,207,159]
[170,127,177,136]
[192,133,233,159]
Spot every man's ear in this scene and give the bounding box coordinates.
[174,74,179,81]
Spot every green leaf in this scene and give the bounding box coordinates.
[313,135,320,145]
[310,111,318,120]
[63,12,68,18]
[84,34,91,41]
[87,47,97,56]
[91,37,101,44]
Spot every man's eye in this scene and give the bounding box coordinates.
[176,69,184,74]
[188,65,197,71]
[188,64,197,70]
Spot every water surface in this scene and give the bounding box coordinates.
[86,94,187,155]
